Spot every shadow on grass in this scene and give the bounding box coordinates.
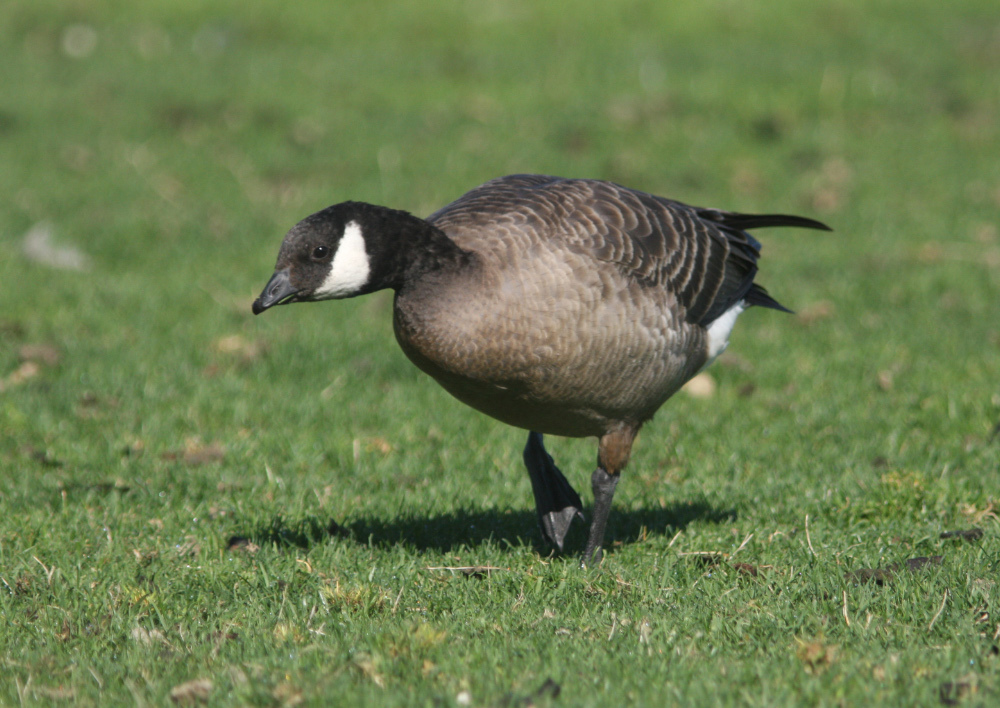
[245,501,736,555]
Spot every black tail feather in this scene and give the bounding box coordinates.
[745,283,793,314]
[698,210,832,233]
[692,207,827,326]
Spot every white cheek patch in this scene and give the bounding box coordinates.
[313,221,371,299]
[703,300,746,367]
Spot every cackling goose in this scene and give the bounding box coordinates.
[252,174,830,565]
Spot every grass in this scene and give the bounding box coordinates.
[2,0,999,704]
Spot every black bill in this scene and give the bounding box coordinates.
[252,269,299,315]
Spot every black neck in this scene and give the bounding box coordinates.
[357,203,472,292]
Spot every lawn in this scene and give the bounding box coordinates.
[1,0,999,705]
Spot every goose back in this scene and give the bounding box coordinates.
[392,175,792,438]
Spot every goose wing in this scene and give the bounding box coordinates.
[429,175,830,326]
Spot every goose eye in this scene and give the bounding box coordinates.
[311,245,330,261]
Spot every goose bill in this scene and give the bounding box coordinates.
[252,269,300,314]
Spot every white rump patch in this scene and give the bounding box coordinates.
[313,221,371,299]
[703,300,746,367]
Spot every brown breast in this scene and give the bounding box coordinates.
[392,232,707,438]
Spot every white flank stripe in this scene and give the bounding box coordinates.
[703,300,746,366]
[313,221,371,299]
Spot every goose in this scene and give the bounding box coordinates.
[252,174,830,565]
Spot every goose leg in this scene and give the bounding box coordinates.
[523,432,584,551]
[581,427,637,568]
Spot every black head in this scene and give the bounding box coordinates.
[252,201,468,315]
[253,202,390,314]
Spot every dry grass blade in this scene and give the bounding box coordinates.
[169,678,213,705]
[928,590,949,631]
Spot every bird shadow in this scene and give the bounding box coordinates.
[243,500,736,556]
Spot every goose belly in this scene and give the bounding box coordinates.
[393,265,708,437]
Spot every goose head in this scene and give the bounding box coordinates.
[252,202,396,314]
[253,200,469,315]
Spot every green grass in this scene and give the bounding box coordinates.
[2,0,999,704]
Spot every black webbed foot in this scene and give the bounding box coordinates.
[523,432,584,550]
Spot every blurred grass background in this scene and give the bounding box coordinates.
[1,0,999,705]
